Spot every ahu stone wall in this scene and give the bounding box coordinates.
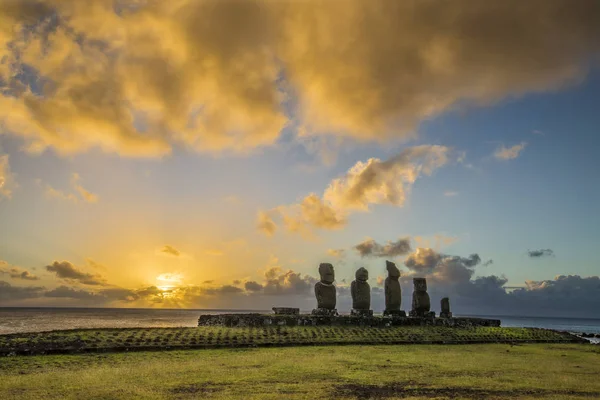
[198,314,501,328]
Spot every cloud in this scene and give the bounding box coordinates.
[3,252,599,317]
[159,245,181,257]
[45,260,107,286]
[510,275,600,316]
[0,154,16,199]
[443,191,458,197]
[354,237,412,258]
[257,211,277,236]
[327,249,346,259]
[1,1,598,157]
[0,264,40,280]
[244,281,263,292]
[42,173,98,203]
[45,286,104,301]
[261,266,318,296]
[223,195,242,205]
[0,280,45,301]
[261,145,451,236]
[71,173,98,203]
[404,248,444,273]
[85,258,107,271]
[528,249,555,258]
[494,142,527,160]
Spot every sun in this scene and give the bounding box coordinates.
[156,273,183,292]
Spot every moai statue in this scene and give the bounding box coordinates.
[351,267,373,317]
[439,297,452,318]
[383,261,406,317]
[312,263,338,316]
[409,278,435,318]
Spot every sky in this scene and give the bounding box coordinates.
[1,0,599,317]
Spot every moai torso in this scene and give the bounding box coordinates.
[351,267,370,310]
[384,261,402,311]
[314,263,336,310]
[441,297,450,314]
[411,278,431,316]
[384,277,401,311]
[440,297,452,318]
[315,281,337,309]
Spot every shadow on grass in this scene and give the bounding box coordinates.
[333,383,600,399]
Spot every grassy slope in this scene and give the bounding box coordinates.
[0,344,599,399]
[0,326,582,356]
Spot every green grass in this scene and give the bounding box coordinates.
[0,326,581,356]
[0,343,598,399]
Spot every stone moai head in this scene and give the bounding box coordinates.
[318,263,335,284]
[386,260,400,279]
[355,267,369,281]
[413,277,427,292]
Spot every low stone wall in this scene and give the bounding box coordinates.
[197,313,501,328]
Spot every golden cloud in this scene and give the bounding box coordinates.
[260,145,450,236]
[0,1,598,156]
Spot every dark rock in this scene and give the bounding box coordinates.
[351,267,371,310]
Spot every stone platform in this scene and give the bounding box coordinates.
[197,313,501,328]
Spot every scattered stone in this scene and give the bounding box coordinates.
[409,278,435,318]
[351,309,374,317]
[439,297,453,318]
[311,308,339,317]
[272,307,300,315]
[313,263,337,312]
[384,261,405,315]
[383,310,407,317]
[351,267,371,313]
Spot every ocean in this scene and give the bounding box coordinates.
[1,308,599,341]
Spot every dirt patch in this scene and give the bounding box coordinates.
[169,382,225,396]
[333,383,600,399]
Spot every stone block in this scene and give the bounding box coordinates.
[272,307,300,315]
[351,309,374,317]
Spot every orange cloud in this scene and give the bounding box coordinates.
[0,1,598,156]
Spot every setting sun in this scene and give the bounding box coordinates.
[156,273,183,291]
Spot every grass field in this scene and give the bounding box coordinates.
[0,326,582,356]
[1,343,599,399]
